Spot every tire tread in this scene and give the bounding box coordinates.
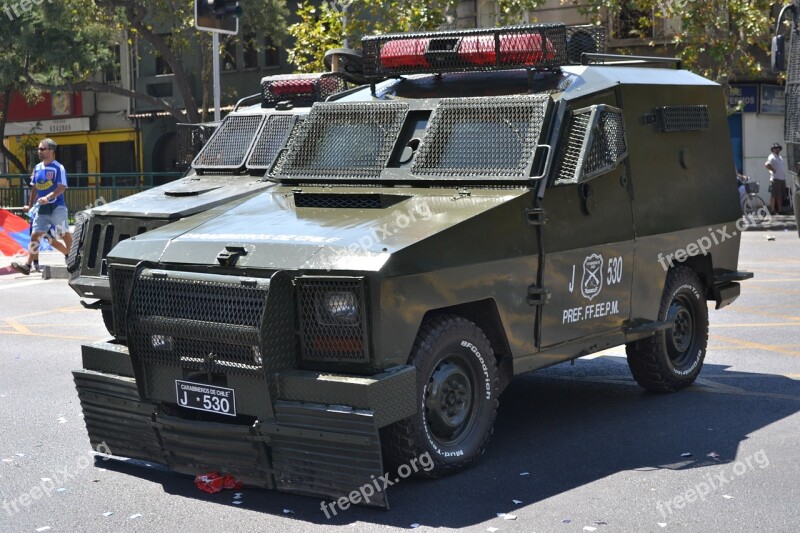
[626,267,708,392]
[381,314,499,478]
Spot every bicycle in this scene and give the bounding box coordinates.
[740,179,767,222]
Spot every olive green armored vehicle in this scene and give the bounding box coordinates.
[67,73,347,333]
[73,24,752,509]
[772,0,800,234]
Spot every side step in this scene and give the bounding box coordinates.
[623,319,671,343]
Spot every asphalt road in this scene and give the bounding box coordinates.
[0,231,798,533]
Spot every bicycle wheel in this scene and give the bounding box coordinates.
[741,196,755,216]
[742,194,767,224]
[750,195,767,223]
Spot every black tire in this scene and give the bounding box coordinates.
[381,315,499,478]
[626,267,708,392]
[101,308,115,337]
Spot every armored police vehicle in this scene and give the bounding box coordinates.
[67,73,347,333]
[73,24,751,509]
[772,0,800,233]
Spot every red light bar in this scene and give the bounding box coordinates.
[380,38,431,68]
[362,24,598,78]
[261,73,347,108]
[499,33,556,64]
[270,79,317,97]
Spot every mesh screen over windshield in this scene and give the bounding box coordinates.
[275,102,408,180]
[411,94,550,179]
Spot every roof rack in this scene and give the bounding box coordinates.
[581,53,683,70]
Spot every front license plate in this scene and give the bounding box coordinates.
[175,380,237,417]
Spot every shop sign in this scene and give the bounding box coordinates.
[729,85,758,113]
[760,85,785,115]
[4,117,90,136]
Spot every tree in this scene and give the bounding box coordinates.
[288,0,549,73]
[93,0,288,122]
[576,0,775,87]
[0,0,115,172]
[13,0,288,126]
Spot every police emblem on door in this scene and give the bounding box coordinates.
[581,253,604,300]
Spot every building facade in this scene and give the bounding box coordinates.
[1,40,140,187]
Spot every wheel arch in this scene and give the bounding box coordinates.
[419,298,513,391]
[678,253,714,301]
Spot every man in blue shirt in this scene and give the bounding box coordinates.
[11,138,73,275]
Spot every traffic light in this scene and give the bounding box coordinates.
[195,0,242,35]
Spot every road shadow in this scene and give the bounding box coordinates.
[95,357,800,527]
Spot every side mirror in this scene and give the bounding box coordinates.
[772,35,786,73]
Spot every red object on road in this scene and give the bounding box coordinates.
[194,472,243,494]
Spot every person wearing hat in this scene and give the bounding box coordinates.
[765,142,787,214]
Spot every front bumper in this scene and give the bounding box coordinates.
[69,275,112,302]
[74,341,416,508]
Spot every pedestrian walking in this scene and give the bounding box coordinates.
[11,138,72,275]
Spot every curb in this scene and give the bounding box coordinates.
[42,264,71,280]
[47,265,69,279]
[742,215,797,232]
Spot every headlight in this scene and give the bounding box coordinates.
[298,277,370,363]
[151,334,173,350]
[319,290,358,325]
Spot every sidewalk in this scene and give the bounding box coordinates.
[0,250,70,279]
[743,214,797,232]
[0,223,75,279]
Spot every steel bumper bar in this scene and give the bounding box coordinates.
[73,341,416,508]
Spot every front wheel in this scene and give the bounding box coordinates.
[381,315,499,477]
[626,267,708,392]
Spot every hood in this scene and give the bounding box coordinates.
[89,174,273,219]
[109,185,529,272]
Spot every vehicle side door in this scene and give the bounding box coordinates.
[538,92,636,349]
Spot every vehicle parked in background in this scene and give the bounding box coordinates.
[772,0,800,235]
[67,73,348,333]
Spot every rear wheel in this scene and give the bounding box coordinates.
[626,267,708,392]
[382,315,499,477]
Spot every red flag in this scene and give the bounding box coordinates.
[0,209,30,256]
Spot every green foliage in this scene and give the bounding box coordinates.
[288,1,344,73]
[0,0,116,171]
[288,0,548,73]
[577,0,774,85]
[0,0,114,94]
[0,0,289,122]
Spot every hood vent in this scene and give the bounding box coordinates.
[293,192,410,209]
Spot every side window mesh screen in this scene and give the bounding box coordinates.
[554,105,628,185]
[176,123,217,172]
[411,94,550,179]
[193,115,266,170]
[246,115,298,170]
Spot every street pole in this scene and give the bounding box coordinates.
[213,32,221,122]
